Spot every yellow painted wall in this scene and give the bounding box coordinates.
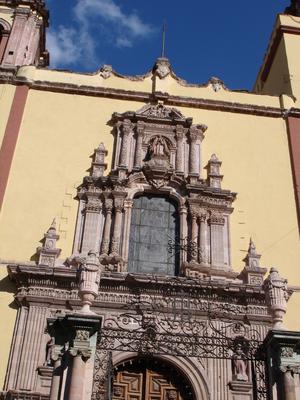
[283,32,300,103]
[0,84,15,147]
[254,14,300,104]
[259,38,292,97]
[0,90,144,260]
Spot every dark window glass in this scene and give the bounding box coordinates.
[128,195,179,276]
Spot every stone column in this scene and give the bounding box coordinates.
[49,346,63,400]
[282,367,296,400]
[81,195,102,254]
[119,119,133,168]
[67,316,101,400]
[189,127,199,177]
[261,330,300,400]
[121,199,133,267]
[101,198,113,255]
[175,126,185,174]
[190,208,199,262]
[179,205,188,264]
[48,314,101,400]
[68,349,89,400]
[199,210,208,264]
[110,197,124,256]
[134,122,145,169]
[209,212,225,268]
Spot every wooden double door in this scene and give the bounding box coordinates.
[112,358,193,400]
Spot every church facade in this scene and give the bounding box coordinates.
[0,1,300,399]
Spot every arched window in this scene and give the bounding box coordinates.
[0,19,11,64]
[128,195,179,276]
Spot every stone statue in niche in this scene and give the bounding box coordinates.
[146,135,171,169]
[232,343,248,381]
[44,336,54,366]
[150,135,170,157]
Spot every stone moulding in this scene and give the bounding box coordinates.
[7,263,271,320]
[0,70,292,118]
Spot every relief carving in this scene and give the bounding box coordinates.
[153,57,171,79]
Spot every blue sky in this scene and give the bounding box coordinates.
[45,1,290,91]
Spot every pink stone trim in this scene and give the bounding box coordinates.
[0,85,28,211]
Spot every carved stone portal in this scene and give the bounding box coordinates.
[72,102,237,279]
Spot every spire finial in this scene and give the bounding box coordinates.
[161,20,166,58]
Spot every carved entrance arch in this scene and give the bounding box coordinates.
[112,356,197,400]
[112,352,210,400]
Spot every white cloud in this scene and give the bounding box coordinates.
[47,27,78,67]
[116,37,132,48]
[47,0,154,68]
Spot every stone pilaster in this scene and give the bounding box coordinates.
[209,212,225,268]
[119,119,133,168]
[17,306,47,391]
[175,125,185,174]
[101,197,113,255]
[188,124,207,181]
[198,210,208,264]
[110,196,124,259]
[133,121,145,169]
[81,195,102,254]
[189,126,200,178]
[121,199,133,267]
[2,7,30,67]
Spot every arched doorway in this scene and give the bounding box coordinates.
[128,195,180,276]
[112,357,195,400]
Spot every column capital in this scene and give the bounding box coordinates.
[122,119,134,135]
[209,211,225,225]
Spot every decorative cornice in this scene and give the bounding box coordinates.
[0,71,290,118]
